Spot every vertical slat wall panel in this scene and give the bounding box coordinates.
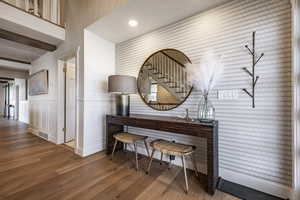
[116,0,292,187]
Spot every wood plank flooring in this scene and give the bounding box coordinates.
[0,119,239,200]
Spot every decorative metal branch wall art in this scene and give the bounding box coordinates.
[242,31,264,108]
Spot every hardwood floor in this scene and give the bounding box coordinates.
[0,119,239,200]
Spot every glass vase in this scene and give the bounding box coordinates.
[197,93,215,122]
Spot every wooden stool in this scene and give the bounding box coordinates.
[111,132,150,170]
[147,139,198,193]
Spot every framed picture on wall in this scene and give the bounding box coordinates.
[28,69,49,96]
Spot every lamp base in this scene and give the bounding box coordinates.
[116,94,130,116]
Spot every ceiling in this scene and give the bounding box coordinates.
[0,59,31,71]
[87,0,232,43]
[0,18,63,45]
[0,38,46,63]
[0,0,232,71]
[0,3,64,71]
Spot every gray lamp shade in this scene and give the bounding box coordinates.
[108,75,137,94]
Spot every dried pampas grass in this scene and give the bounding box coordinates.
[186,51,224,94]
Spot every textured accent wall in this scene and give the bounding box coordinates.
[116,0,292,194]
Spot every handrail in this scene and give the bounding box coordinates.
[0,0,65,28]
[146,52,190,100]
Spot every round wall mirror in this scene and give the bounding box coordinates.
[137,49,193,111]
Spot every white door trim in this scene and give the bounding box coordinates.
[56,49,80,155]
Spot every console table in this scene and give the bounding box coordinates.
[106,114,219,195]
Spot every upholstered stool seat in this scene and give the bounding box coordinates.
[114,132,148,143]
[150,139,195,156]
[112,132,150,170]
[147,139,198,193]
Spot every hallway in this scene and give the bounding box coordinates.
[0,119,237,200]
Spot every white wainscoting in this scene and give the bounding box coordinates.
[82,96,114,156]
[19,101,29,124]
[29,100,57,143]
[116,0,292,198]
[82,29,116,156]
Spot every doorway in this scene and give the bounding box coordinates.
[2,80,15,120]
[63,57,76,149]
[0,78,28,121]
[57,48,79,153]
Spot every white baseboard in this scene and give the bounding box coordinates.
[27,127,37,135]
[128,145,293,199]
[48,135,57,144]
[28,127,57,144]
[82,140,105,157]
[75,147,84,157]
[220,168,293,199]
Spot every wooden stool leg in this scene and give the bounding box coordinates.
[144,140,150,157]
[160,152,163,165]
[134,143,139,171]
[124,143,127,152]
[147,149,155,174]
[111,139,118,160]
[191,153,199,177]
[181,155,189,193]
[168,156,172,169]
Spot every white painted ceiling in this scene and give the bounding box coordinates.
[0,38,46,62]
[0,59,31,71]
[88,0,232,43]
[0,19,55,71]
[0,4,64,71]
[0,18,63,45]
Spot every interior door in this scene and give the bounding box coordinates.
[65,63,76,143]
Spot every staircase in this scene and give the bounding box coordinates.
[143,51,191,101]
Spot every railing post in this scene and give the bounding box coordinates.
[34,0,40,16]
[51,0,58,24]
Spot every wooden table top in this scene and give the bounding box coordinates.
[107,114,218,127]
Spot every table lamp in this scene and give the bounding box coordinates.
[108,75,137,116]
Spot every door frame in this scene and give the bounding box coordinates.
[15,85,19,121]
[57,48,79,152]
[63,58,76,144]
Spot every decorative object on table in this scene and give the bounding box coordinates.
[242,31,264,108]
[108,75,137,116]
[186,51,224,122]
[137,49,193,111]
[28,69,49,96]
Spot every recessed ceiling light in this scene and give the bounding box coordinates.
[128,19,138,27]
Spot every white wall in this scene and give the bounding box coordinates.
[15,78,29,124]
[29,0,126,154]
[29,53,57,142]
[15,78,26,101]
[82,29,115,156]
[116,0,292,199]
